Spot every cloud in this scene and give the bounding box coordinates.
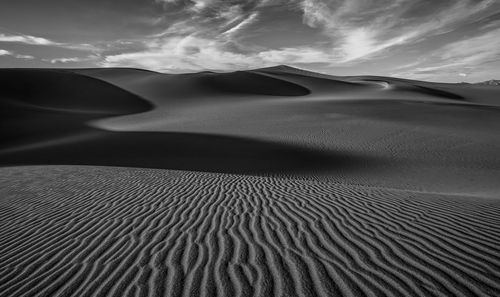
[14,54,34,60]
[258,47,331,64]
[103,1,283,71]
[0,49,34,59]
[0,32,98,51]
[439,28,500,64]
[46,54,100,64]
[299,0,497,62]
[103,36,255,71]
[110,0,498,73]
[221,12,259,38]
[49,57,85,64]
[0,33,57,46]
[392,27,500,80]
[102,34,331,72]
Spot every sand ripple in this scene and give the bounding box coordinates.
[1,166,499,297]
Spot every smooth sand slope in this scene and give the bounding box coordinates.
[1,66,500,297]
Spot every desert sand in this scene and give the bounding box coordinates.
[1,66,499,296]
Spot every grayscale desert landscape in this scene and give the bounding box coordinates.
[1,66,500,297]
[2,0,500,296]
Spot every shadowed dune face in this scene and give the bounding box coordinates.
[391,84,464,100]
[255,66,467,101]
[0,69,152,114]
[198,71,311,96]
[254,67,376,95]
[0,131,376,174]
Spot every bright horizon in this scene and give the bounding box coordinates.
[1,0,500,83]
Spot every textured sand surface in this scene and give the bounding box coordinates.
[1,66,500,296]
[1,166,499,297]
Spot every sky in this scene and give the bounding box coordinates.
[1,0,500,82]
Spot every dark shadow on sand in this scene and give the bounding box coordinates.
[0,130,374,175]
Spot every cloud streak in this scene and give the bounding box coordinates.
[300,0,497,62]
[391,27,500,80]
[0,33,56,46]
[0,32,98,51]
[0,49,34,59]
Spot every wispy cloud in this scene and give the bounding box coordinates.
[300,0,497,62]
[103,1,270,71]
[47,56,99,64]
[221,12,259,39]
[0,32,98,51]
[439,28,500,65]
[257,47,330,64]
[103,36,258,72]
[391,27,500,80]
[102,32,331,72]
[0,33,56,45]
[49,57,83,64]
[0,49,34,59]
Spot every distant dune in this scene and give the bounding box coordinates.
[475,80,500,86]
[1,66,500,297]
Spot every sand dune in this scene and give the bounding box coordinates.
[1,66,500,296]
[72,67,500,194]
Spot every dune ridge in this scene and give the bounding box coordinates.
[0,166,499,297]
